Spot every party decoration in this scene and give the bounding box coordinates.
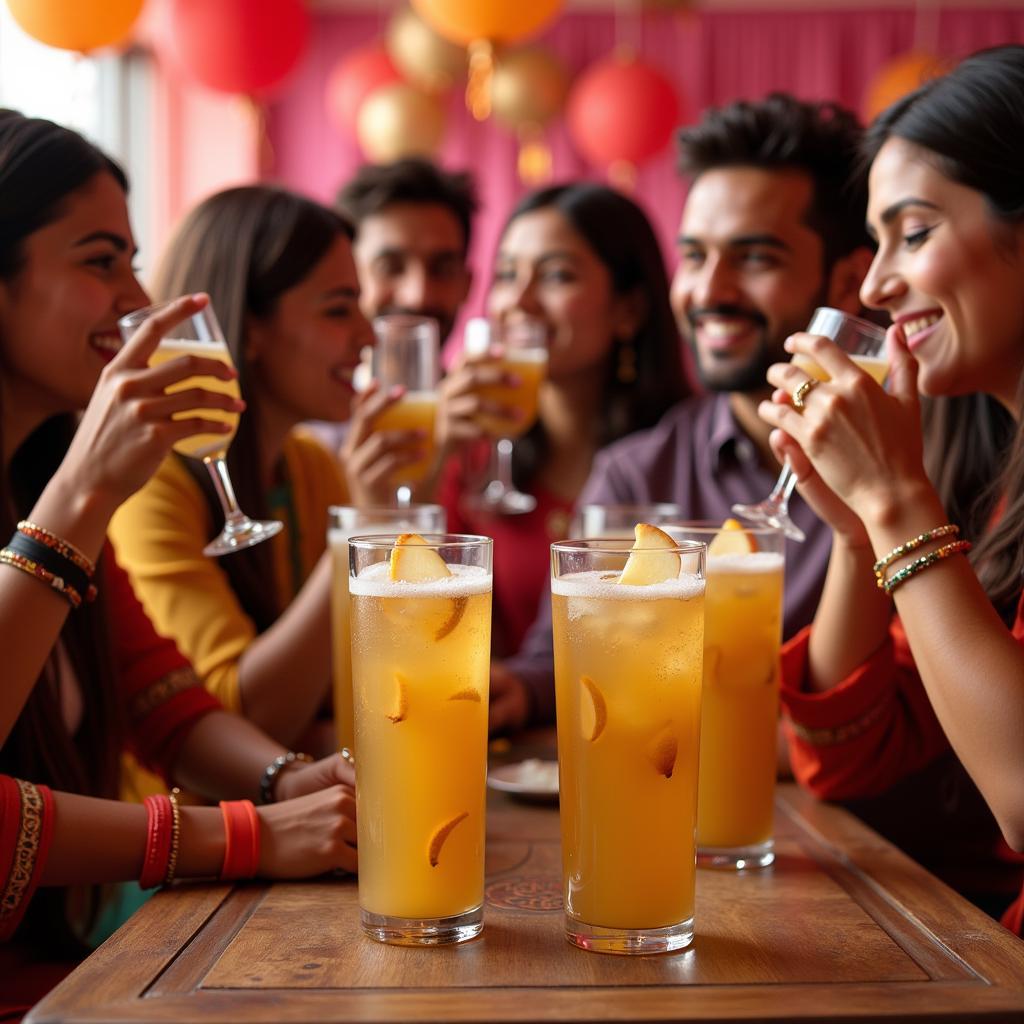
[357,83,446,163]
[6,0,144,53]
[492,47,568,185]
[165,0,310,95]
[326,44,403,133]
[863,51,951,123]
[412,0,564,121]
[387,7,465,95]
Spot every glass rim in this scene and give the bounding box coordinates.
[348,532,492,551]
[117,299,196,330]
[327,502,445,518]
[371,312,440,332]
[576,502,685,517]
[551,537,707,555]
[660,520,785,537]
[809,306,886,339]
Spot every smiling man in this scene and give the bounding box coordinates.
[491,93,874,734]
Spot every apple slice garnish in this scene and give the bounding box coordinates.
[428,811,469,867]
[448,687,481,703]
[580,675,607,742]
[617,523,680,586]
[646,723,678,779]
[389,532,451,581]
[386,672,409,723]
[707,518,758,557]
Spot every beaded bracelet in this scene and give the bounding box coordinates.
[882,539,972,595]
[0,548,88,608]
[17,520,95,576]
[258,751,313,805]
[872,523,959,586]
[165,788,182,885]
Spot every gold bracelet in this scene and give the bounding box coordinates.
[165,788,182,885]
[882,539,972,595]
[872,523,959,586]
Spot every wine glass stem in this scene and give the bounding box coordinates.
[769,462,799,507]
[495,437,514,492]
[204,456,247,529]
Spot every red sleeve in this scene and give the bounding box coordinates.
[437,444,490,535]
[0,776,54,942]
[105,547,221,780]
[778,618,952,801]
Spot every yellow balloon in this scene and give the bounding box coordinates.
[6,0,144,52]
[356,83,446,163]
[492,47,568,129]
[387,6,466,95]
[411,0,563,46]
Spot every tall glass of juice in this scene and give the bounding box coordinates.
[349,533,492,945]
[551,526,705,954]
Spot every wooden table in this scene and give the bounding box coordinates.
[27,783,1024,1023]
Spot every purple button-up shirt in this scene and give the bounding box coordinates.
[505,391,833,724]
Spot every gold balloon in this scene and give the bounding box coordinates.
[356,83,446,163]
[387,6,466,95]
[491,46,568,129]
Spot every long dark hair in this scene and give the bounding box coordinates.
[498,183,687,488]
[150,186,353,632]
[863,45,1024,616]
[0,110,125,953]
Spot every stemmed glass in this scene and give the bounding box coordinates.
[732,307,888,542]
[463,316,548,515]
[119,301,283,557]
[369,315,440,508]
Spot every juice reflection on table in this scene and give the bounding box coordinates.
[349,533,492,945]
[552,527,705,954]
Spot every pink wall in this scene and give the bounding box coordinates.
[263,7,1024,331]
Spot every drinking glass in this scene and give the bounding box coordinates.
[463,317,548,516]
[349,533,492,945]
[119,301,283,557]
[664,523,785,870]
[327,504,446,754]
[732,307,888,542]
[551,536,705,954]
[369,315,440,507]
[573,503,684,538]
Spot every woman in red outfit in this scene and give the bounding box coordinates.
[0,112,358,1013]
[435,184,687,724]
[757,46,1024,935]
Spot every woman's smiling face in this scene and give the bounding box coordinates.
[861,136,1024,411]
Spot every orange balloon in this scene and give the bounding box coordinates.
[411,0,563,45]
[6,0,144,52]
[863,51,951,123]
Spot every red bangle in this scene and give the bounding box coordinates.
[140,795,173,889]
[219,800,260,880]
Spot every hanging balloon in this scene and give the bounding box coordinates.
[6,0,144,53]
[863,51,950,123]
[326,44,403,134]
[411,0,564,121]
[165,0,310,95]
[567,53,680,183]
[491,47,567,129]
[387,7,466,96]
[357,83,446,163]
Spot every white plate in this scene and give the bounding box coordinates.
[488,759,559,802]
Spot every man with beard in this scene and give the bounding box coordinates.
[489,93,874,733]
[337,158,476,341]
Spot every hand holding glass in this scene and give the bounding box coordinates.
[118,301,282,557]
[732,307,888,542]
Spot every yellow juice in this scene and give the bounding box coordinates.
[696,553,784,851]
[350,562,491,920]
[793,353,889,385]
[328,529,356,754]
[475,349,547,439]
[372,391,438,485]
[148,339,240,460]
[552,572,704,930]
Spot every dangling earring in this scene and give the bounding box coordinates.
[616,338,637,384]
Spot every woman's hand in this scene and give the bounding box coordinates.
[436,351,523,453]
[758,325,933,530]
[57,294,244,515]
[274,751,356,803]
[257,784,357,876]
[340,382,426,506]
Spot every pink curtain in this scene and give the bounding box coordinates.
[266,7,1024,332]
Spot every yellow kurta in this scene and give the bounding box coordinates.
[109,430,348,715]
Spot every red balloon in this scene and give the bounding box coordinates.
[567,55,680,167]
[166,0,310,95]
[326,44,404,133]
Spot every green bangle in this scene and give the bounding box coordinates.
[872,523,959,583]
[881,539,972,595]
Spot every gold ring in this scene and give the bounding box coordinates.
[792,377,819,411]
[340,747,356,767]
